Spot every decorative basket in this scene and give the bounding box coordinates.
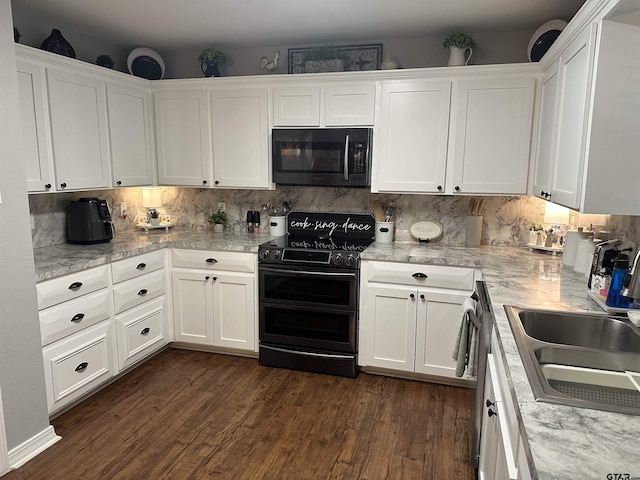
[304,59,344,73]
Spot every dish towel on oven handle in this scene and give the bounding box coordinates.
[452,296,478,377]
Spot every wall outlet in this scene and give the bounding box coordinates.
[217,202,226,212]
[120,203,127,219]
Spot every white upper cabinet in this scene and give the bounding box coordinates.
[375,80,451,193]
[16,60,54,193]
[324,84,376,126]
[211,87,270,188]
[273,83,375,127]
[273,86,320,126]
[449,77,534,195]
[46,68,111,190]
[107,83,155,187]
[531,61,559,201]
[154,89,212,187]
[534,18,640,214]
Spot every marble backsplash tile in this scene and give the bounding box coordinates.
[29,187,640,249]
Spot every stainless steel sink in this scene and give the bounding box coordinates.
[504,306,640,415]
[517,309,640,352]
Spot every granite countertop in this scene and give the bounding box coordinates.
[363,241,640,480]
[32,229,273,282]
[33,234,640,478]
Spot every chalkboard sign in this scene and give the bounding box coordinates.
[287,211,375,238]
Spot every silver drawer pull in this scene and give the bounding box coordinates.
[412,272,428,278]
[75,362,89,373]
[138,289,148,296]
[140,327,150,335]
[70,313,85,323]
[136,262,146,270]
[68,281,83,290]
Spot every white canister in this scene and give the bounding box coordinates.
[375,221,394,243]
[269,216,286,236]
[562,230,589,266]
[465,215,483,247]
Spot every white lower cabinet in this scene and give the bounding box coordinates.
[172,270,256,352]
[479,330,532,480]
[360,260,477,380]
[171,249,257,353]
[42,320,115,414]
[115,297,166,371]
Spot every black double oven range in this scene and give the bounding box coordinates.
[258,211,375,378]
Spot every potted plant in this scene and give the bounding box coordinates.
[528,222,544,245]
[442,32,475,66]
[302,46,348,73]
[96,54,114,69]
[208,210,228,232]
[198,46,226,77]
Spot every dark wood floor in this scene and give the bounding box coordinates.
[4,349,475,480]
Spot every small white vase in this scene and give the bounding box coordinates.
[150,217,160,226]
[381,54,398,70]
[213,224,224,233]
[447,46,472,66]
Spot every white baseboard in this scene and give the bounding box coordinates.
[8,425,60,470]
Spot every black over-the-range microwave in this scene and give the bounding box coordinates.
[272,128,372,187]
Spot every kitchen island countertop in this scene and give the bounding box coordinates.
[33,234,640,479]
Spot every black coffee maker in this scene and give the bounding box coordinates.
[67,198,114,244]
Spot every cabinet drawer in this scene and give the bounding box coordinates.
[40,290,111,346]
[366,261,475,290]
[171,249,255,273]
[42,320,114,413]
[115,296,166,370]
[111,250,165,284]
[112,269,166,314]
[37,265,109,310]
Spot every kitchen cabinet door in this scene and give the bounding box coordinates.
[211,272,256,352]
[107,83,155,187]
[273,86,320,126]
[211,88,270,188]
[46,68,111,190]
[450,77,534,195]
[364,285,417,372]
[531,61,560,201]
[324,84,376,126]
[172,270,214,345]
[16,60,54,193]
[375,81,451,193]
[415,289,469,378]
[155,90,213,187]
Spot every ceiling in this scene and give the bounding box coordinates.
[12,0,586,51]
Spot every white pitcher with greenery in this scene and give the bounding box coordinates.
[443,32,475,66]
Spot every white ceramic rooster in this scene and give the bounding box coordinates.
[259,50,280,74]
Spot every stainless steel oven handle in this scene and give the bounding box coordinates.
[263,345,353,360]
[260,267,357,279]
[344,134,350,180]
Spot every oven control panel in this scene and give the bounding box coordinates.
[258,247,359,270]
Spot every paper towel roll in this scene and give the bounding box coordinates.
[562,230,588,266]
[574,237,596,274]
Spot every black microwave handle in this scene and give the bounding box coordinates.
[344,134,350,181]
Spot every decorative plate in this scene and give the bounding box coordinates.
[527,19,567,62]
[127,47,165,80]
[409,220,443,241]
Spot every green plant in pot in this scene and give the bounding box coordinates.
[198,46,226,77]
[302,45,349,73]
[208,210,228,232]
[442,32,475,66]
